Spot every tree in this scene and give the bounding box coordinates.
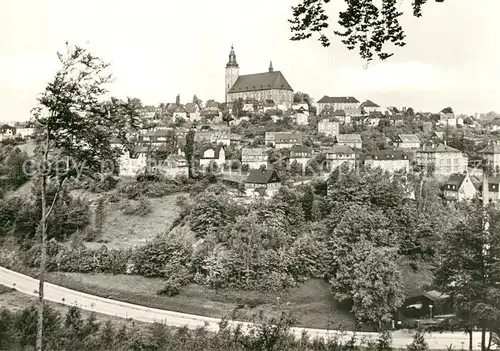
[289,0,446,61]
[441,107,454,114]
[232,98,244,117]
[30,43,130,351]
[184,126,196,178]
[302,185,314,221]
[330,239,404,328]
[151,129,177,161]
[435,203,500,351]
[222,110,234,126]
[406,331,430,351]
[293,91,313,111]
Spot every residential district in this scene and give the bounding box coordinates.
[1,45,500,350]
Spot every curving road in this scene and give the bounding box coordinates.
[0,267,483,349]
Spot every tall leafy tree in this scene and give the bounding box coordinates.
[184,125,196,178]
[30,42,131,350]
[435,203,500,351]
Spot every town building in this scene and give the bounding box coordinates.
[16,126,35,139]
[118,146,148,177]
[289,145,313,170]
[275,133,303,149]
[241,148,268,169]
[325,145,356,171]
[479,141,500,174]
[365,150,410,173]
[199,145,226,168]
[0,124,15,140]
[225,45,294,109]
[316,96,360,115]
[360,100,381,113]
[395,134,421,149]
[482,177,500,204]
[265,132,302,147]
[317,118,340,137]
[443,173,476,203]
[157,155,189,178]
[244,168,282,198]
[416,143,468,177]
[337,134,362,149]
[137,130,175,146]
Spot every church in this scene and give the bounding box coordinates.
[225,45,294,109]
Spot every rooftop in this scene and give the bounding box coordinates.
[317,96,360,104]
[228,71,293,94]
[245,169,281,184]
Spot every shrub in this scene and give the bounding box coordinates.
[157,279,181,296]
[119,197,152,217]
[132,240,192,278]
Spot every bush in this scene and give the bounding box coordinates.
[157,279,181,296]
[119,197,152,217]
[86,175,119,193]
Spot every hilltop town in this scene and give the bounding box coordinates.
[1,44,500,351]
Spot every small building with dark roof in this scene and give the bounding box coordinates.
[443,173,476,202]
[244,168,282,198]
[394,134,421,149]
[403,290,453,319]
[199,144,226,168]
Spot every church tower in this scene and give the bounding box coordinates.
[225,44,239,103]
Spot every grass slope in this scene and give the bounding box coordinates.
[86,193,184,250]
[45,272,356,330]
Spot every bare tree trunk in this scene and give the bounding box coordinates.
[481,327,486,351]
[469,326,473,351]
[36,175,47,351]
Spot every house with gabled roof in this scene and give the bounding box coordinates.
[479,141,500,174]
[118,145,148,177]
[184,102,200,121]
[317,96,360,115]
[325,144,356,171]
[0,124,15,140]
[337,134,362,149]
[395,134,421,149]
[480,176,500,204]
[443,173,476,203]
[244,168,282,198]
[361,100,381,113]
[416,143,468,177]
[365,149,410,173]
[199,144,225,168]
[289,144,313,170]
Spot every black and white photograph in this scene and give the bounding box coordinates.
[0,0,499,350]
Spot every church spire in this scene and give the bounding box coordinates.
[269,60,273,73]
[226,44,239,68]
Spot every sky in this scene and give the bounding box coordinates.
[1,0,499,122]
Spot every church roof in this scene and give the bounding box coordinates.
[228,71,293,94]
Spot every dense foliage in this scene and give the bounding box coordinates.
[0,304,433,351]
